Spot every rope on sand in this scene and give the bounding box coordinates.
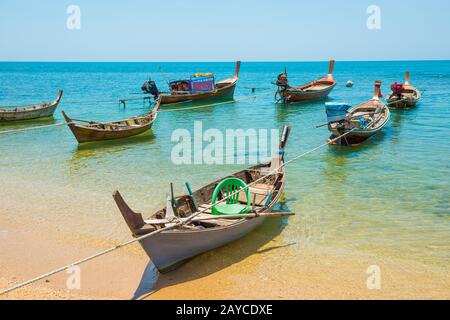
[0,128,356,296]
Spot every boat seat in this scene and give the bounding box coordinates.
[211,178,251,216]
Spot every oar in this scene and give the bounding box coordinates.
[170,183,177,207]
[144,211,295,225]
[185,182,199,210]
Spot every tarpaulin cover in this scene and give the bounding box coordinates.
[325,102,352,122]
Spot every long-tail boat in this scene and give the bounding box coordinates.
[113,125,292,273]
[0,90,63,121]
[141,62,241,106]
[386,72,421,108]
[325,81,390,145]
[275,60,336,103]
[62,98,160,144]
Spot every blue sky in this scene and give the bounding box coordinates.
[0,0,449,62]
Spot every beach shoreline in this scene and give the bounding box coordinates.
[1,210,449,300]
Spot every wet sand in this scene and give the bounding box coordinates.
[1,212,449,300]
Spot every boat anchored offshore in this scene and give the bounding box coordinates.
[275,60,336,103]
[62,97,160,144]
[141,62,241,106]
[113,125,293,273]
[0,90,63,121]
[325,81,390,145]
[387,72,421,109]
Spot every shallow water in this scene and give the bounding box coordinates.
[1,61,449,270]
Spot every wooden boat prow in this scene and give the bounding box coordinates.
[276,60,337,103]
[0,90,63,121]
[387,71,421,109]
[113,125,292,272]
[62,97,160,144]
[159,61,241,105]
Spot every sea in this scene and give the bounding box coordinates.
[1,60,449,272]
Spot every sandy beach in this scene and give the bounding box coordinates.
[1,209,449,300]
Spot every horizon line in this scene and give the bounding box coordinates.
[1,59,449,63]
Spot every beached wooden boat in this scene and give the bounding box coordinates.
[142,62,240,106]
[62,98,160,144]
[326,81,390,145]
[386,72,421,108]
[113,126,292,273]
[0,90,63,121]
[275,60,336,103]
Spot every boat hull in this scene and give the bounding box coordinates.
[67,122,154,143]
[329,110,390,145]
[281,83,336,102]
[0,90,63,121]
[386,97,419,109]
[159,82,236,105]
[139,216,267,273]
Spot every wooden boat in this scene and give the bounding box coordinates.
[152,61,240,105]
[62,98,160,144]
[0,90,63,121]
[275,60,336,103]
[113,125,292,273]
[326,81,390,145]
[386,72,421,108]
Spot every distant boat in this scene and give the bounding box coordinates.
[326,81,390,145]
[275,60,337,103]
[0,90,63,121]
[113,125,292,273]
[387,72,421,109]
[141,62,241,106]
[62,98,160,144]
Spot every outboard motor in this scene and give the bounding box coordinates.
[141,79,159,98]
[276,72,289,89]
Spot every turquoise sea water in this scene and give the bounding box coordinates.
[0,61,449,270]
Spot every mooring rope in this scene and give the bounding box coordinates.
[0,95,261,135]
[0,128,356,296]
[0,122,73,135]
[159,96,257,113]
[0,96,152,109]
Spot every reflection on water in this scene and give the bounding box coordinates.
[0,116,57,131]
[68,132,159,175]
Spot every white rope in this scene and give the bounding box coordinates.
[0,122,72,135]
[0,95,261,136]
[0,129,355,296]
[158,95,257,112]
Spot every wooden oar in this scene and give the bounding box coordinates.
[144,211,295,225]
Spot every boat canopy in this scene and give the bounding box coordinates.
[169,74,215,93]
[325,102,351,122]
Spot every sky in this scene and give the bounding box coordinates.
[0,0,449,62]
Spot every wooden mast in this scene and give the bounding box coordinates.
[328,60,335,79]
[234,61,241,78]
[405,71,410,85]
[373,80,382,100]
